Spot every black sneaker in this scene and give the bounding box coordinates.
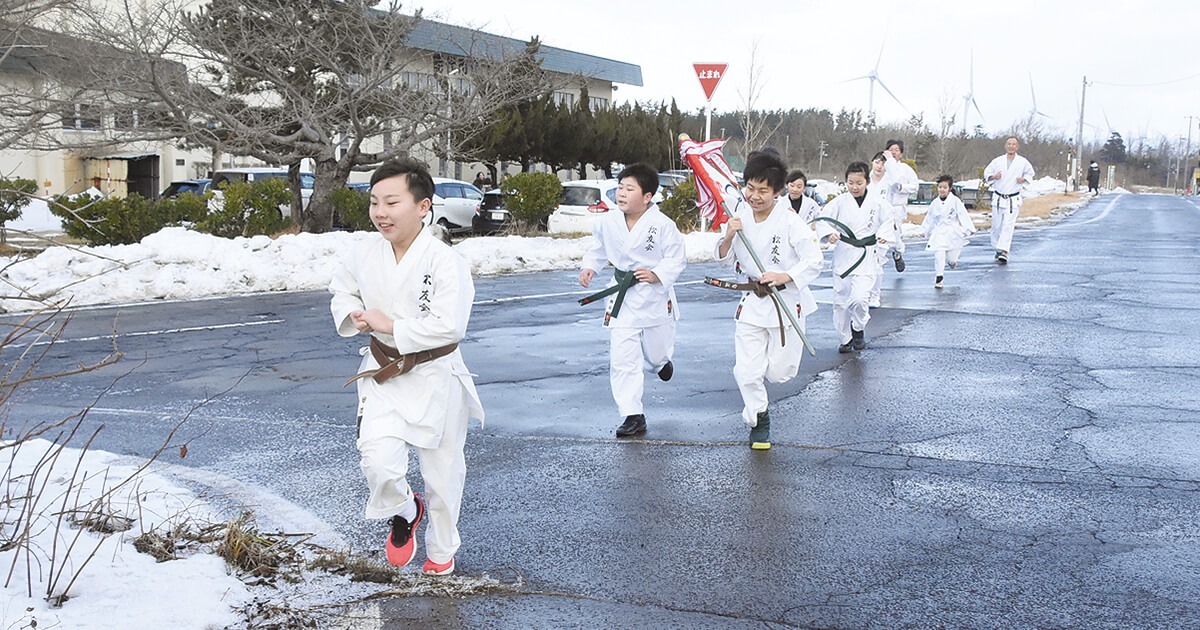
[934,276,944,289]
[749,411,771,450]
[838,340,855,354]
[892,250,905,272]
[657,360,673,382]
[851,328,866,351]
[997,251,1008,264]
[616,414,646,437]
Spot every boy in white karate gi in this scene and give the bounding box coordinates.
[330,157,484,577]
[919,175,976,288]
[983,136,1036,264]
[867,142,918,306]
[579,163,687,438]
[716,151,823,449]
[816,161,895,353]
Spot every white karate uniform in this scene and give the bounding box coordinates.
[716,201,823,425]
[816,192,894,344]
[921,193,975,277]
[783,193,821,225]
[330,228,484,564]
[881,154,918,256]
[581,205,687,417]
[983,153,1035,253]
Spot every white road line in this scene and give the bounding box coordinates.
[29,318,285,346]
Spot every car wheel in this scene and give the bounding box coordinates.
[437,217,453,229]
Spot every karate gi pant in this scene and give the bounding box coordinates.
[733,320,804,426]
[833,273,875,344]
[869,203,907,305]
[933,246,964,277]
[357,380,470,564]
[609,321,675,417]
[990,194,1021,253]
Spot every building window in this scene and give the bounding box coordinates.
[588,96,609,112]
[401,71,439,92]
[552,92,575,108]
[113,109,139,131]
[62,103,100,130]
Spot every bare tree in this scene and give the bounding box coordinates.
[736,41,781,162]
[25,0,556,232]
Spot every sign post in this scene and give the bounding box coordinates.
[693,63,728,141]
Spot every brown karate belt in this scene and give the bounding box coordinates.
[704,277,792,346]
[344,336,459,386]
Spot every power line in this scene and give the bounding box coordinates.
[1091,73,1200,88]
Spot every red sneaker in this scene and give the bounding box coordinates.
[422,557,455,576]
[384,494,424,567]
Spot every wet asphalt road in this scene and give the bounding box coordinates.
[5,193,1200,629]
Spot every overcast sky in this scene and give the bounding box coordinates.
[417,0,1198,149]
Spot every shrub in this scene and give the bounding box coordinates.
[196,179,292,238]
[0,178,38,244]
[330,186,372,232]
[52,192,168,245]
[500,172,562,229]
[658,176,700,233]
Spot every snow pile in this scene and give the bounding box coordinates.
[0,439,249,629]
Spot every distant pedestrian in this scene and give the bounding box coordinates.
[329,157,484,577]
[1087,161,1101,195]
[983,136,1036,264]
[816,161,895,353]
[714,151,823,449]
[919,175,975,289]
[472,172,488,190]
[578,163,686,438]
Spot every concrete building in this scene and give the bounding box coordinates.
[0,11,642,198]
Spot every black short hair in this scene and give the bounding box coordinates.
[886,139,904,153]
[785,169,807,186]
[936,174,954,186]
[370,157,435,202]
[744,150,787,192]
[616,163,659,197]
[872,150,887,163]
[845,161,870,180]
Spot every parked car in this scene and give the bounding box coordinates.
[431,178,484,231]
[210,167,314,217]
[161,178,211,198]
[547,179,619,234]
[472,189,511,235]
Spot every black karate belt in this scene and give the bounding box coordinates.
[992,190,1020,213]
[704,277,791,346]
[813,216,878,278]
[578,268,640,318]
[344,336,459,387]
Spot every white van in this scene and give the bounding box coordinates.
[210,167,314,216]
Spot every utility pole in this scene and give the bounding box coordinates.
[1185,115,1197,195]
[1074,76,1088,192]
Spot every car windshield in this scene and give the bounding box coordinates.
[562,186,601,206]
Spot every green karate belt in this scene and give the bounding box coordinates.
[814,216,878,278]
[578,268,640,318]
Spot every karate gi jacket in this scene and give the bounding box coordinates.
[983,154,1036,196]
[716,201,823,326]
[330,228,485,449]
[815,192,895,278]
[921,193,975,252]
[581,204,687,328]
[881,154,919,207]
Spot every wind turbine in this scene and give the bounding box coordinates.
[962,51,984,133]
[1027,73,1050,119]
[842,41,908,117]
